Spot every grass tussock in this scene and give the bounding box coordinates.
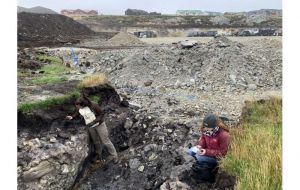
[220,97,282,190]
[18,91,81,114]
[79,73,111,88]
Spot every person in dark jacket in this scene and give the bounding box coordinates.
[189,114,230,164]
[66,95,118,163]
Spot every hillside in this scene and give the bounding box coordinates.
[17,6,58,14]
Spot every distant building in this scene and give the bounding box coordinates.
[61,9,98,16]
[125,9,161,15]
[176,10,222,16]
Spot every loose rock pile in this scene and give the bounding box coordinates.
[47,37,281,92]
[104,32,147,46]
[109,37,281,91]
[42,37,281,123]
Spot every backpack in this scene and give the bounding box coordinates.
[191,161,219,183]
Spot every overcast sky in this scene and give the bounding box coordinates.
[17,0,282,15]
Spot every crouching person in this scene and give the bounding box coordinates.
[66,95,118,164]
[188,114,230,182]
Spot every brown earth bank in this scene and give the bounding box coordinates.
[17,13,116,47]
[18,85,235,190]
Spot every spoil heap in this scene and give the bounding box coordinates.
[107,36,282,91]
[18,12,95,47]
[104,32,146,46]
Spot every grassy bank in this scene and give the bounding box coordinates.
[31,55,70,85]
[18,91,81,114]
[220,97,282,190]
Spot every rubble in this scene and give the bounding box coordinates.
[18,36,281,190]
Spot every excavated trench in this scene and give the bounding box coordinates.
[18,86,236,190]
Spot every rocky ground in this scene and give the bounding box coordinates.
[17,36,281,190]
[42,36,282,122]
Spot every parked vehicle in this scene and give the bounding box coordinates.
[258,28,276,36]
[133,31,157,38]
[187,30,218,37]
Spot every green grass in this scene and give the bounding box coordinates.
[36,55,63,64]
[31,75,68,85]
[90,95,101,102]
[30,55,71,85]
[41,63,68,75]
[220,97,282,190]
[18,91,81,114]
[18,71,30,77]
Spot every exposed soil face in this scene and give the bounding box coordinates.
[82,85,121,107]
[17,86,133,189]
[77,117,236,190]
[18,48,44,70]
[82,108,235,190]
[18,97,77,136]
[18,84,122,134]
[18,84,236,190]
